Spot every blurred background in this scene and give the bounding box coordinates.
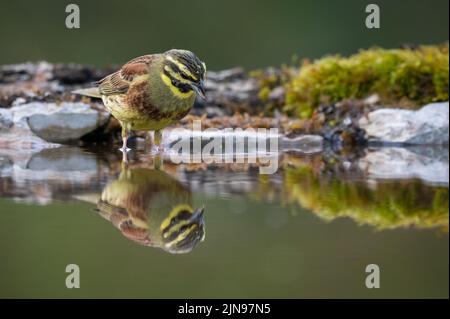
[0,0,448,69]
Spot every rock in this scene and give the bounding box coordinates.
[364,94,380,105]
[0,61,52,84]
[280,135,323,153]
[52,63,115,84]
[317,101,371,146]
[358,147,449,185]
[0,109,13,132]
[1,102,60,150]
[359,102,449,145]
[27,112,107,143]
[27,147,98,172]
[11,97,27,106]
[268,86,285,104]
[1,101,110,144]
[190,106,226,118]
[0,132,59,151]
[0,101,110,149]
[194,68,261,114]
[0,147,107,205]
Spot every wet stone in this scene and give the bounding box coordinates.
[359,102,449,145]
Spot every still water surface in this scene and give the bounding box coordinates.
[0,146,448,298]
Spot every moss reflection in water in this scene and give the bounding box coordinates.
[285,165,449,231]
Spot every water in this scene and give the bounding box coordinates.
[0,146,448,298]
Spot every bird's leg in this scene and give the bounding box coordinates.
[154,129,164,152]
[144,131,152,153]
[153,152,163,170]
[119,124,131,157]
[121,148,129,163]
[121,158,129,171]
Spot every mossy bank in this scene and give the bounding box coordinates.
[255,44,449,118]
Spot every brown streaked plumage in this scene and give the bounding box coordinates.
[98,55,154,95]
[73,50,206,158]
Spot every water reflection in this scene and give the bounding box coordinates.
[0,145,448,298]
[0,145,448,233]
[95,165,205,253]
[284,164,449,231]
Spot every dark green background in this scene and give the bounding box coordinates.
[0,0,448,69]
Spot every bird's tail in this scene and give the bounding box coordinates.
[72,87,102,99]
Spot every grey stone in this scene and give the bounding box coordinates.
[0,147,104,205]
[0,109,13,132]
[359,102,449,145]
[280,135,323,153]
[204,106,226,118]
[2,101,109,143]
[0,132,58,151]
[358,147,449,186]
[268,86,285,104]
[27,147,98,172]
[0,102,109,149]
[11,97,27,106]
[27,112,104,143]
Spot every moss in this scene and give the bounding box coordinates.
[250,66,296,114]
[284,165,449,230]
[281,44,449,118]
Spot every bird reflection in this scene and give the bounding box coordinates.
[95,166,205,254]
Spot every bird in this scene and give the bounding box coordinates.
[95,166,205,254]
[73,49,206,154]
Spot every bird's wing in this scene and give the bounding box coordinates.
[96,200,129,220]
[98,54,156,96]
[71,87,102,98]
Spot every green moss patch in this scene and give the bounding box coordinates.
[272,45,449,118]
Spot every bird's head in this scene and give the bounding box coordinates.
[161,49,206,99]
[159,204,205,254]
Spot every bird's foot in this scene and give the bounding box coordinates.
[149,144,165,154]
[155,144,165,152]
[118,146,132,153]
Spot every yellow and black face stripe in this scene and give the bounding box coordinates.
[166,56,200,82]
[161,50,206,98]
[167,50,206,80]
[162,61,196,94]
[160,204,205,254]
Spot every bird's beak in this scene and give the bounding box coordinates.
[190,206,205,224]
[191,206,205,242]
[191,80,206,99]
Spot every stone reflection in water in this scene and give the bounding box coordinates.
[1,142,448,234]
[95,166,205,254]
